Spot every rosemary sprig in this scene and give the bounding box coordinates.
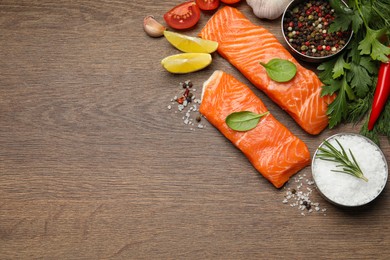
[316,139,368,182]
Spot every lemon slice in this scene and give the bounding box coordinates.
[161,53,212,74]
[164,31,218,53]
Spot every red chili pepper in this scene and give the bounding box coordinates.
[367,56,390,131]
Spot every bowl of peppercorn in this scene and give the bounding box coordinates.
[281,0,353,63]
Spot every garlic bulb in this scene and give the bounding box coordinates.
[246,0,291,20]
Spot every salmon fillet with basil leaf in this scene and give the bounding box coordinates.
[200,70,310,188]
[199,6,335,135]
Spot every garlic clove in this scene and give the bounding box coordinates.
[143,15,166,38]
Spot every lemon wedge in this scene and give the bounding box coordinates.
[164,31,218,53]
[161,53,212,74]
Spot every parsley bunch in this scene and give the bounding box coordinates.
[318,0,390,144]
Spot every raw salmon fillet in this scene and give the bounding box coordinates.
[199,6,335,135]
[200,70,310,188]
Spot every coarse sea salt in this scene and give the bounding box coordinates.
[282,173,327,216]
[312,133,388,207]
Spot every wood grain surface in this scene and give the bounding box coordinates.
[1,1,389,259]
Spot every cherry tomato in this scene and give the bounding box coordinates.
[196,0,220,11]
[220,0,241,4]
[164,1,201,30]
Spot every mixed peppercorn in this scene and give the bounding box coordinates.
[176,80,194,105]
[283,0,352,58]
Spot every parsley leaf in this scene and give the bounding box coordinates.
[358,27,390,62]
[318,59,336,82]
[332,55,350,79]
[327,80,347,128]
[329,14,352,33]
[359,56,377,74]
[350,12,364,33]
[342,75,355,101]
[325,76,355,128]
[328,6,362,33]
[321,79,341,97]
[347,62,372,97]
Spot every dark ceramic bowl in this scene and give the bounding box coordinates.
[281,0,353,63]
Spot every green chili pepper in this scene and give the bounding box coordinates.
[330,0,353,15]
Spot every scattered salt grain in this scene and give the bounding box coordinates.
[282,173,327,216]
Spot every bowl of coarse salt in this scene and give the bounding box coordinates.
[312,133,388,207]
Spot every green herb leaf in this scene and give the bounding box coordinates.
[318,59,336,82]
[359,56,377,74]
[225,111,269,132]
[325,76,354,128]
[342,75,355,101]
[348,62,372,97]
[350,12,364,33]
[317,139,368,182]
[326,81,346,128]
[358,27,390,62]
[259,59,297,83]
[332,55,350,79]
[321,78,341,97]
[329,14,352,33]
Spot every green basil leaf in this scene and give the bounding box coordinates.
[260,58,297,82]
[225,111,269,132]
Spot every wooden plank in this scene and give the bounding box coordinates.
[0,0,389,259]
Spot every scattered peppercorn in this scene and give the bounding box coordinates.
[283,0,351,58]
[176,81,195,104]
[184,88,190,98]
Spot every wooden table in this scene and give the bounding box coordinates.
[1,1,389,259]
